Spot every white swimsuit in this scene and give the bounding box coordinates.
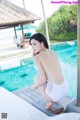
[46,80,69,102]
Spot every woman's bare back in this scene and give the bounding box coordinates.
[38,49,64,84]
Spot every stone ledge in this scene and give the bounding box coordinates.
[66,99,80,113]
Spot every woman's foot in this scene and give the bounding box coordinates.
[50,107,64,114]
[45,102,53,110]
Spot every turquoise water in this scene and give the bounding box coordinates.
[0,41,77,99]
[0,59,36,91]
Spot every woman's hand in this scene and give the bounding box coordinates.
[32,50,39,56]
[30,84,37,90]
[32,50,35,56]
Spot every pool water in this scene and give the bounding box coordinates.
[0,41,77,99]
[50,41,77,66]
[0,59,36,91]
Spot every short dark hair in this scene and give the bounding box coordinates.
[29,33,49,49]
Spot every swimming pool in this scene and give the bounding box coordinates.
[0,41,77,99]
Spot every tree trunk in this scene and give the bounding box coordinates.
[40,0,50,47]
[22,0,25,9]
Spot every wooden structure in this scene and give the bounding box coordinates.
[0,0,40,42]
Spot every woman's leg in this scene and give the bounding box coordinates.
[34,76,55,109]
[39,84,55,109]
[34,76,64,113]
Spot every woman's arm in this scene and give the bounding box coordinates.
[32,55,47,90]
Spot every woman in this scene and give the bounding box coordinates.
[29,33,69,111]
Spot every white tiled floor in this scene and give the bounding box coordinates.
[46,113,80,120]
[0,87,48,120]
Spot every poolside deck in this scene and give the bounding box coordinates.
[13,86,74,116]
[0,43,32,60]
[13,86,57,116]
[0,87,80,120]
[0,43,32,70]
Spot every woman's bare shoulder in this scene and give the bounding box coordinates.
[49,50,58,60]
[49,49,56,55]
[33,54,40,63]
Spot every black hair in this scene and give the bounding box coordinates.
[29,33,49,49]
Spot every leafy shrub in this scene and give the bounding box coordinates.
[53,32,77,41]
